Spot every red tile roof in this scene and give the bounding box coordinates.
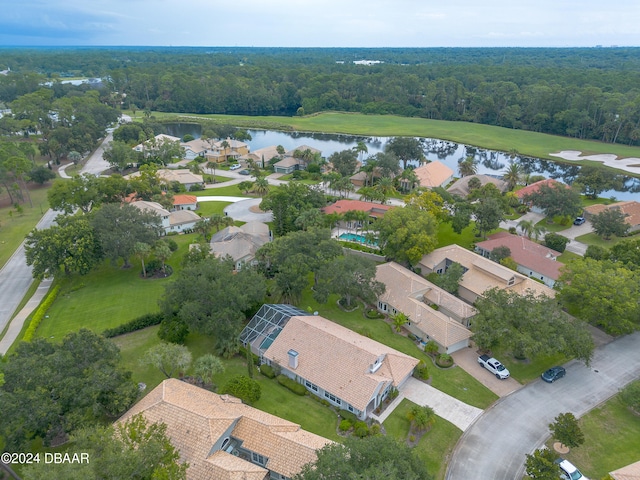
[584,201,640,227]
[515,179,567,199]
[173,194,198,205]
[475,232,563,280]
[322,199,393,218]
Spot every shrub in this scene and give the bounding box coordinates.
[221,375,261,404]
[354,421,370,438]
[370,423,381,435]
[339,419,352,432]
[407,333,419,342]
[277,374,307,396]
[189,184,205,191]
[436,353,454,368]
[339,410,359,424]
[413,360,430,380]
[259,364,276,379]
[158,316,190,344]
[365,308,382,319]
[508,226,517,234]
[424,340,439,356]
[23,285,61,341]
[544,232,569,253]
[102,312,165,338]
[239,346,260,366]
[620,380,640,414]
[162,238,179,252]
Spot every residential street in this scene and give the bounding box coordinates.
[445,331,640,480]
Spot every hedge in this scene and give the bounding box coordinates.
[259,364,276,379]
[277,374,307,396]
[102,312,165,338]
[23,285,61,341]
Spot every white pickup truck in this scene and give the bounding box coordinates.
[478,354,510,379]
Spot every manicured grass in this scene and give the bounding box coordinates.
[193,185,251,197]
[383,398,462,480]
[535,218,570,234]
[298,289,497,409]
[204,174,233,183]
[496,350,569,384]
[130,111,640,172]
[436,222,478,250]
[0,186,50,269]
[547,395,640,480]
[196,201,232,217]
[112,327,342,442]
[33,234,197,340]
[557,250,581,264]
[575,232,629,249]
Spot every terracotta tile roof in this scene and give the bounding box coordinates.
[376,262,474,348]
[173,194,198,205]
[418,244,556,298]
[285,145,322,156]
[263,315,419,412]
[252,145,281,162]
[322,199,393,217]
[210,223,270,263]
[273,156,303,168]
[584,201,640,227]
[515,178,567,199]
[447,174,507,197]
[118,379,331,480]
[413,161,454,188]
[476,232,563,280]
[610,460,640,480]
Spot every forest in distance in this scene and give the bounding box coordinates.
[1,46,640,146]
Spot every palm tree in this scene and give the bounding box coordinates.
[353,141,368,162]
[253,176,270,197]
[391,312,409,333]
[134,242,151,277]
[206,160,217,183]
[503,161,522,191]
[373,177,397,203]
[220,140,230,164]
[400,168,419,192]
[407,405,436,432]
[457,156,478,177]
[517,219,546,240]
[68,150,82,165]
[210,213,234,232]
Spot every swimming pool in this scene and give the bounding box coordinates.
[338,233,378,246]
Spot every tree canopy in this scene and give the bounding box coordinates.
[295,435,432,480]
[0,329,138,450]
[473,288,594,364]
[260,182,326,236]
[591,207,630,240]
[523,182,582,220]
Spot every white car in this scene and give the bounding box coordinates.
[229,164,242,170]
[557,458,589,480]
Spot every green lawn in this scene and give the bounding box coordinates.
[112,326,342,442]
[575,232,629,249]
[383,398,462,480]
[196,201,232,217]
[126,111,640,172]
[33,234,197,340]
[535,218,570,234]
[436,222,478,250]
[547,395,640,480]
[557,250,581,264]
[298,289,497,409]
[495,349,569,384]
[193,185,252,197]
[0,186,50,269]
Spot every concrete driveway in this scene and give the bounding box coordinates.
[452,347,522,397]
[446,331,640,480]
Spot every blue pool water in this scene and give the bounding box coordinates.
[339,233,378,246]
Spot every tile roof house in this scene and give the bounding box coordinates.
[322,199,393,218]
[584,201,640,232]
[447,174,508,197]
[375,262,475,353]
[475,232,563,287]
[131,200,200,234]
[418,244,556,304]
[210,222,271,271]
[515,179,569,213]
[411,161,455,189]
[610,460,640,480]
[118,378,332,480]
[251,146,282,168]
[285,145,321,157]
[173,194,198,211]
[240,305,419,420]
[126,168,204,190]
[133,134,181,153]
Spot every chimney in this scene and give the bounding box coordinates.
[288,349,299,370]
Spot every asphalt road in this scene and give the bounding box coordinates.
[0,208,60,335]
[446,331,640,480]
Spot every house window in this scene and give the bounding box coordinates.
[507,277,515,286]
[324,391,341,405]
[251,452,266,466]
[348,405,354,412]
[305,380,318,392]
[221,438,230,451]
[436,268,443,274]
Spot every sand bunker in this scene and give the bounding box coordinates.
[550,150,640,175]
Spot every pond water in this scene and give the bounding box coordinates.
[162,122,640,200]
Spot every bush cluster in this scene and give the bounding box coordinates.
[354,421,370,438]
[102,312,165,338]
[339,419,352,432]
[158,316,190,344]
[277,374,307,396]
[259,364,276,379]
[23,285,61,341]
[413,360,430,380]
[339,409,359,424]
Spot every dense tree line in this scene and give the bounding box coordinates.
[2,47,640,144]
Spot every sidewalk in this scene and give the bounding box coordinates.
[0,278,53,355]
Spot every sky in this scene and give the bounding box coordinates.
[1,0,639,48]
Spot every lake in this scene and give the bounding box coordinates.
[162,122,640,200]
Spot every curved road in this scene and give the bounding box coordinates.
[446,331,640,480]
